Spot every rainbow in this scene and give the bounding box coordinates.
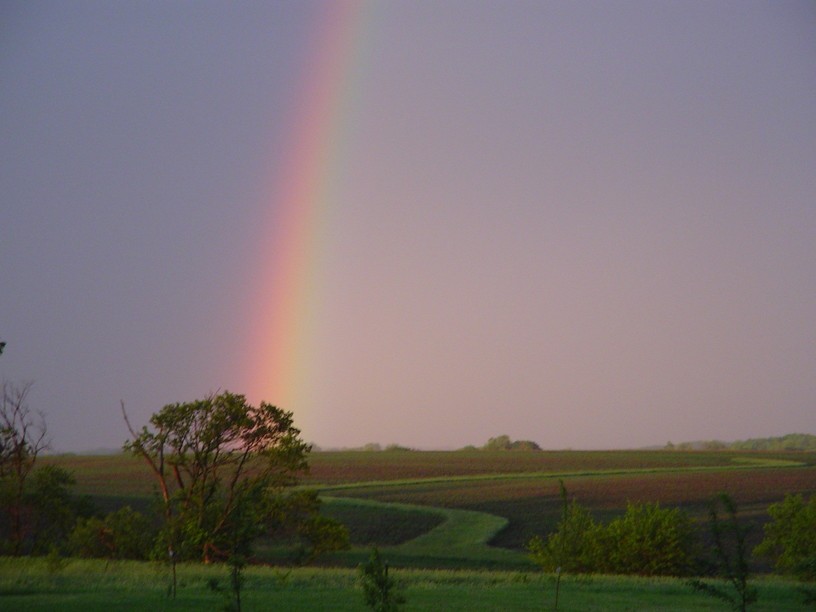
[246,0,372,433]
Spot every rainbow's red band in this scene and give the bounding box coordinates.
[247,1,367,424]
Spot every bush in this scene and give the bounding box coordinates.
[528,485,697,577]
[69,506,155,560]
[0,464,85,555]
[754,493,816,580]
[602,502,697,576]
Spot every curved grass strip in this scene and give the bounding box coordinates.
[320,496,524,567]
[397,505,525,567]
[322,496,506,549]
[320,496,445,545]
[398,506,506,551]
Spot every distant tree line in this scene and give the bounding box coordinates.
[348,443,415,452]
[730,434,816,451]
[337,436,545,452]
[665,434,816,452]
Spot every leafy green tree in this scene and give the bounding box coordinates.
[359,547,405,611]
[754,493,816,580]
[602,502,697,576]
[122,391,345,564]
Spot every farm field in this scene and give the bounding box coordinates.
[304,449,749,484]
[321,459,816,552]
[41,449,816,570]
[43,448,814,497]
[310,450,815,571]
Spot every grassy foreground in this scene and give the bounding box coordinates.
[1,557,813,611]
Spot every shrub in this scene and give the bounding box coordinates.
[602,502,697,576]
[69,505,155,560]
[529,498,696,576]
[754,493,816,580]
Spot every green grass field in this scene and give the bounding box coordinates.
[1,557,814,611]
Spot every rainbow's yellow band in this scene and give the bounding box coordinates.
[247,1,370,426]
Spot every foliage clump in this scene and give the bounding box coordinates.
[528,483,698,577]
[69,505,155,560]
[603,502,698,576]
[754,493,816,581]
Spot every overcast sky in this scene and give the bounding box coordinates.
[2,1,815,452]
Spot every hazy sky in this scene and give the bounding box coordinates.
[2,1,815,452]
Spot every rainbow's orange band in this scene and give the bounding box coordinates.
[247,1,368,426]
